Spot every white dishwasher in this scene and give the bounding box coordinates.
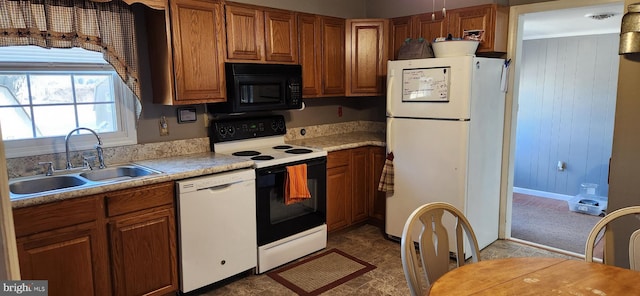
[176,168,256,293]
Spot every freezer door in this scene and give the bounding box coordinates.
[386,57,474,119]
[385,117,468,249]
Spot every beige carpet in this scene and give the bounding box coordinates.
[511,193,602,254]
[267,249,376,295]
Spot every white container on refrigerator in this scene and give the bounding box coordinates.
[385,56,506,252]
[176,169,257,293]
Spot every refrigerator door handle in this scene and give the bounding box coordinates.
[386,68,395,117]
[386,118,393,154]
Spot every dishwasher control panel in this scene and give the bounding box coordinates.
[176,169,255,194]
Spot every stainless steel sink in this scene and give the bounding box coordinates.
[79,165,160,181]
[9,175,87,195]
[8,164,162,198]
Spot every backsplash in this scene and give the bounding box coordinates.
[6,120,384,178]
[6,138,210,179]
[286,120,385,140]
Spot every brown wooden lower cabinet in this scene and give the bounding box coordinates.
[16,221,110,296]
[368,146,387,227]
[13,181,177,296]
[326,146,387,232]
[350,147,369,224]
[327,150,351,232]
[109,208,177,296]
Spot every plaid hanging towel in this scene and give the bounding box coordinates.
[378,152,394,192]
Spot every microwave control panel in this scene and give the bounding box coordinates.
[289,80,302,106]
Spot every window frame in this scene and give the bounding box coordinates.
[0,62,138,159]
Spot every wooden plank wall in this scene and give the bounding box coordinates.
[514,34,619,197]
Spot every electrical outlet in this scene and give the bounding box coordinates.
[159,116,169,136]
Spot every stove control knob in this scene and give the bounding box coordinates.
[277,120,285,131]
[218,126,226,136]
[227,126,235,135]
[271,121,278,131]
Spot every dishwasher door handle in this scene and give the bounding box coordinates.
[197,184,231,192]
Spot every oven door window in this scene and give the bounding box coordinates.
[255,158,327,245]
[270,177,318,224]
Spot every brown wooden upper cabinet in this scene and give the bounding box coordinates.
[143,0,227,105]
[225,2,298,63]
[390,4,508,59]
[297,13,322,97]
[390,11,446,60]
[448,4,509,54]
[320,16,346,96]
[414,11,447,44]
[345,19,389,96]
[298,14,345,98]
[390,16,413,61]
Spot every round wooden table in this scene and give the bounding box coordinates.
[429,257,640,295]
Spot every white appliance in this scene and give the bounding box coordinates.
[210,115,328,274]
[385,56,506,251]
[176,169,256,293]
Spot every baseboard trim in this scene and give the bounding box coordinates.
[506,237,585,260]
[513,187,574,201]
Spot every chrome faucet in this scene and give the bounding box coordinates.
[65,127,106,170]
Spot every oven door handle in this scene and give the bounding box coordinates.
[259,158,326,175]
[264,168,287,175]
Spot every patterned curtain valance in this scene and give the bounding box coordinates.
[0,0,142,116]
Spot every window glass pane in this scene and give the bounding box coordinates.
[0,106,34,140]
[74,75,114,103]
[0,46,137,156]
[97,102,117,131]
[0,74,30,105]
[33,105,76,137]
[78,103,116,132]
[30,74,74,104]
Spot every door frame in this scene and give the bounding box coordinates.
[0,122,20,279]
[500,0,622,239]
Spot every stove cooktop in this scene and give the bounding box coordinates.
[216,139,327,168]
[210,116,327,168]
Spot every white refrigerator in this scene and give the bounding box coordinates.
[385,56,506,251]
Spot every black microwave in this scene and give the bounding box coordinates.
[209,63,303,113]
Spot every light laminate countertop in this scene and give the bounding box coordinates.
[10,153,254,208]
[10,132,386,208]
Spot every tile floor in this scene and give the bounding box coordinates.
[192,224,576,296]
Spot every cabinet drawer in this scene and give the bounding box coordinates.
[106,182,174,217]
[327,150,350,168]
[13,196,100,237]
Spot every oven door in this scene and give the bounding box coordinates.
[255,157,327,246]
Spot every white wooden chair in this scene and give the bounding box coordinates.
[585,205,640,271]
[400,202,481,296]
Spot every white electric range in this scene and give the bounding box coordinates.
[210,115,328,274]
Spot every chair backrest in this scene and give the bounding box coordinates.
[400,202,481,296]
[585,205,640,271]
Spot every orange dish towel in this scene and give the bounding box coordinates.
[285,164,312,205]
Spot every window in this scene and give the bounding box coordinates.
[0,46,137,158]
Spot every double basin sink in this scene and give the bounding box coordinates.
[9,164,162,199]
